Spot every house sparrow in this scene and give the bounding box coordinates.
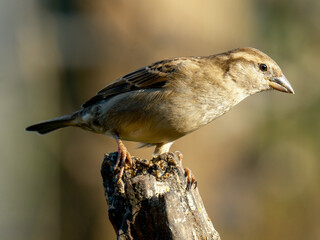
[26,47,294,182]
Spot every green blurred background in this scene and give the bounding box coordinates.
[1,0,319,239]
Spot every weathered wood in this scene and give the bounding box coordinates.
[101,152,221,240]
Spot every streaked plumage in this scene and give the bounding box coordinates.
[26,47,294,181]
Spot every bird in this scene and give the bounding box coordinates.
[26,47,294,184]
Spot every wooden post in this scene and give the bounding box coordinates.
[101,152,221,240]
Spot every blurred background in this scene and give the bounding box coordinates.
[1,0,319,239]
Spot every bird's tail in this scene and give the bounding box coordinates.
[26,114,76,134]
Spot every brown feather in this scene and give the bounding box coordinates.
[81,58,185,107]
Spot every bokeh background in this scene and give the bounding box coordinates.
[1,0,319,239]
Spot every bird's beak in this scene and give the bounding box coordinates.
[269,75,295,94]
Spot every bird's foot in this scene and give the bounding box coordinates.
[184,167,197,190]
[174,150,183,163]
[113,140,132,182]
[173,151,197,190]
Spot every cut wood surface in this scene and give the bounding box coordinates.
[101,152,221,240]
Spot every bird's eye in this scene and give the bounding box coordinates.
[259,63,268,72]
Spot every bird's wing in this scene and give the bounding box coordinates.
[82,58,189,108]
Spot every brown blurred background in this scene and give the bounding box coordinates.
[1,0,319,239]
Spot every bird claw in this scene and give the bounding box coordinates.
[174,151,183,163]
[113,140,132,181]
[173,151,197,190]
[184,167,197,191]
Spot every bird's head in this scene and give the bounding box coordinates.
[223,47,294,95]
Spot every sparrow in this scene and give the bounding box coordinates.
[26,47,294,182]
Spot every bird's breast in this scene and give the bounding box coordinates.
[79,86,247,144]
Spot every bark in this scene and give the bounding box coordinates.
[101,152,221,240]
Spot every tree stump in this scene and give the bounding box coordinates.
[101,152,221,240]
